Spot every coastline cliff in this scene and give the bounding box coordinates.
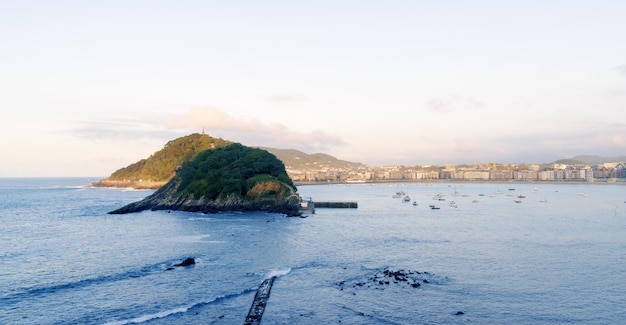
[108,143,301,216]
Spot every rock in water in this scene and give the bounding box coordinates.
[174,258,195,267]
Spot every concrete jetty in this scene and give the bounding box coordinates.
[244,276,275,325]
[313,201,358,208]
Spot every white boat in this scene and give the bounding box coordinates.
[393,191,406,198]
[449,201,457,208]
[299,197,316,214]
[402,195,411,202]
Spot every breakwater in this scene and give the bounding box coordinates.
[244,276,275,325]
[313,201,358,208]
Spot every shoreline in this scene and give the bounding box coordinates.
[87,178,625,191]
[294,179,626,186]
[90,179,166,190]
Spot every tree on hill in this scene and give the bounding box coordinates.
[176,143,295,200]
[107,133,232,182]
[108,143,301,216]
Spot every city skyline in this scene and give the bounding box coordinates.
[2,1,625,177]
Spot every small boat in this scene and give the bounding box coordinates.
[431,206,440,210]
[449,201,457,208]
[402,195,411,202]
[299,197,316,214]
[393,191,406,198]
[517,195,526,198]
[514,198,522,203]
[412,201,418,206]
[472,199,479,203]
[433,193,445,200]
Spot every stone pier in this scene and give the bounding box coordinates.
[244,276,275,325]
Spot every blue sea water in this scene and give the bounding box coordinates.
[1,178,626,324]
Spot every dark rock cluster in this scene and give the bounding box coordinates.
[166,257,196,271]
[336,267,446,291]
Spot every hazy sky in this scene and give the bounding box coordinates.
[2,1,625,177]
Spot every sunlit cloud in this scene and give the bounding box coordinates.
[265,94,310,102]
[426,95,484,112]
[165,106,346,152]
[65,119,183,142]
[453,138,481,153]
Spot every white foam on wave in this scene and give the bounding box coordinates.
[104,306,190,325]
[121,187,152,192]
[266,268,291,279]
[39,185,87,190]
[162,234,224,244]
[104,290,254,325]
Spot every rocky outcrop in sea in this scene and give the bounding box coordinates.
[108,177,301,216]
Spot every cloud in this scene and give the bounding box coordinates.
[616,64,626,76]
[482,122,626,162]
[265,94,310,102]
[165,106,346,152]
[425,95,484,112]
[64,119,183,142]
[453,138,481,153]
[165,107,265,131]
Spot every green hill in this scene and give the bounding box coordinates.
[176,143,296,200]
[109,143,301,216]
[94,134,363,189]
[260,147,364,171]
[93,133,233,189]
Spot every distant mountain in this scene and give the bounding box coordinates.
[554,155,626,165]
[259,147,364,171]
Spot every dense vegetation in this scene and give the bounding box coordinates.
[176,143,296,200]
[108,133,232,182]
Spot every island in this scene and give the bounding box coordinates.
[108,143,302,216]
[93,133,233,189]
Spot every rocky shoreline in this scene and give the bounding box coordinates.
[108,178,302,216]
[91,179,166,190]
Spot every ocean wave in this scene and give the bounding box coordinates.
[103,287,256,325]
[162,234,225,244]
[39,184,89,190]
[266,268,291,279]
[103,306,190,325]
[2,257,197,303]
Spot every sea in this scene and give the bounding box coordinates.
[1,177,626,325]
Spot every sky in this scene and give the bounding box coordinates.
[1,1,625,177]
